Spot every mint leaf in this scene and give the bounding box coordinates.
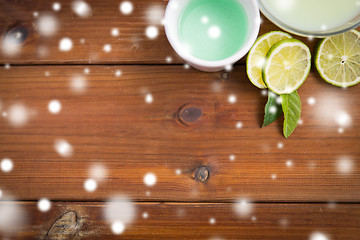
[281,91,301,138]
[262,90,283,127]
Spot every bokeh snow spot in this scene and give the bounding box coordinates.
[120,1,133,15]
[0,196,28,234]
[70,75,87,93]
[1,31,23,56]
[111,221,125,235]
[229,154,235,161]
[145,26,159,39]
[208,26,221,39]
[54,139,73,158]
[228,95,236,104]
[145,93,153,104]
[225,65,232,71]
[142,212,148,219]
[209,218,216,224]
[175,169,181,175]
[236,121,243,129]
[59,38,73,51]
[277,142,284,149]
[335,111,351,127]
[307,97,316,105]
[286,160,293,167]
[146,5,164,25]
[103,44,112,52]
[111,28,120,37]
[201,16,209,24]
[166,56,172,63]
[279,218,289,227]
[115,70,122,77]
[72,0,92,18]
[48,100,61,114]
[336,157,354,175]
[7,103,30,128]
[104,195,136,235]
[53,2,61,11]
[36,14,59,37]
[89,163,108,181]
[309,232,329,240]
[84,179,97,192]
[1,158,13,172]
[269,106,277,114]
[144,173,156,186]
[37,198,51,212]
[234,199,253,218]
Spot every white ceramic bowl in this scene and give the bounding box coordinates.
[164,0,260,72]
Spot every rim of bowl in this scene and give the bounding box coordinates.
[257,0,360,37]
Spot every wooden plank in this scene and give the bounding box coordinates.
[0,65,359,201]
[0,201,359,240]
[0,66,360,202]
[1,0,358,65]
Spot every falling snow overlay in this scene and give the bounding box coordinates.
[0,0,359,239]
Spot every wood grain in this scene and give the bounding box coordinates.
[0,201,359,240]
[1,0,359,65]
[0,65,359,201]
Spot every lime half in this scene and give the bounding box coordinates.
[263,39,311,95]
[315,30,360,88]
[246,31,292,89]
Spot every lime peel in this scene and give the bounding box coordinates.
[263,38,311,95]
[315,29,360,88]
[246,31,292,89]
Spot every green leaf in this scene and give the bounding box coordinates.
[281,91,301,138]
[262,90,283,127]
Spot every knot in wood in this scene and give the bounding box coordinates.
[5,24,28,44]
[46,211,80,240]
[180,107,202,123]
[193,166,209,183]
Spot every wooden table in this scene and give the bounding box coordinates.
[0,0,359,239]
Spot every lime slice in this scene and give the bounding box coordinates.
[246,31,292,89]
[263,39,311,95]
[315,30,360,88]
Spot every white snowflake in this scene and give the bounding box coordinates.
[7,104,30,127]
[145,26,159,39]
[84,179,97,192]
[144,173,157,186]
[36,14,59,37]
[72,0,92,18]
[54,139,73,158]
[103,44,112,52]
[228,95,236,103]
[111,28,120,37]
[111,221,125,235]
[48,100,61,114]
[120,1,133,15]
[1,158,13,172]
[59,38,73,51]
[53,2,61,11]
[37,198,51,212]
